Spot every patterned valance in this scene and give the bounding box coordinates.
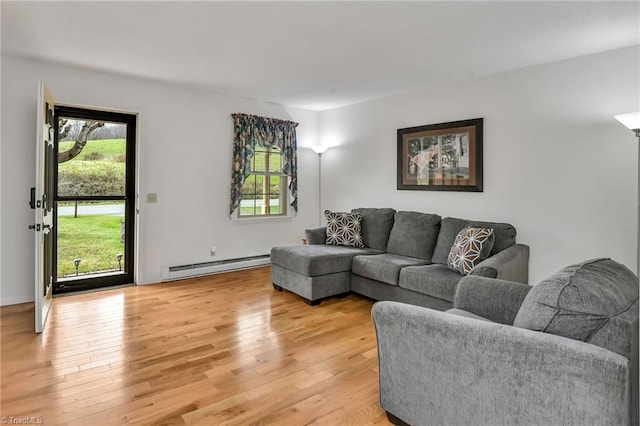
[230,113,299,214]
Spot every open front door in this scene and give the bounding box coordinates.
[33,81,55,333]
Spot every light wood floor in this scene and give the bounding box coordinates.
[1,267,391,425]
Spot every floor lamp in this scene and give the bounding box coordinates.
[312,145,329,226]
[614,111,640,279]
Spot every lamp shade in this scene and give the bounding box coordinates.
[311,145,329,155]
[614,112,640,130]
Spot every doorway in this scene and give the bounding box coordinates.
[53,106,136,294]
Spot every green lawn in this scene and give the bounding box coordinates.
[58,160,125,197]
[58,138,125,159]
[58,138,127,197]
[57,138,127,278]
[240,205,282,215]
[57,215,125,278]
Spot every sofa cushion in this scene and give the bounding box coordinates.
[468,220,516,255]
[324,210,364,248]
[386,211,441,261]
[447,227,495,275]
[513,258,639,358]
[351,208,396,250]
[432,217,468,264]
[270,245,381,277]
[352,253,429,286]
[432,217,516,264]
[399,264,464,302]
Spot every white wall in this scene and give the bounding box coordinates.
[2,47,638,305]
[1,55,319,305]
[318,46,639,284]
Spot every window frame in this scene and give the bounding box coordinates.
[53,105,137,293]
[236,145,289,219]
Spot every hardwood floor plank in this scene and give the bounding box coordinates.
[1,266,390,425]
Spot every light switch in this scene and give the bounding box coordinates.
[146,193,158,203]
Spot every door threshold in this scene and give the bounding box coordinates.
[53,283,135,298]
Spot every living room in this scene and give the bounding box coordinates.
[1,1,639,425]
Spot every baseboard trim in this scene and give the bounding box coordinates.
[0,295,35,306]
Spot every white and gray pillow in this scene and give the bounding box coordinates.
[447,227,495,275]
[324,210,364,248]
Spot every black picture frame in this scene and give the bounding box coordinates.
[397,118,483,192]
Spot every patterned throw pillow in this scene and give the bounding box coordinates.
[447,227,495,275]
[325,210,364,248]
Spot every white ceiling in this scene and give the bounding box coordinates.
[2,1,639,111]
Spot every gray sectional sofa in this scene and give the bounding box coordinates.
[373,258,639,426]
[270,208,529,307]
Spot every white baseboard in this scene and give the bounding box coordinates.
[1,295,35,306]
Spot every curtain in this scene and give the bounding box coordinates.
[230,113,299,215]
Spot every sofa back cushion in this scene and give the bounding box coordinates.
[513,258,639,359]
[432,217,517,264]
[351,208,396,251]
[468,220,517,255]
[386,211,441,261]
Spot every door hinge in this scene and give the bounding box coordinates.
[29,187,36,209]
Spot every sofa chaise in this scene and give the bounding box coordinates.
[270,208,529,307]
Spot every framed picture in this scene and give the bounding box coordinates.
[397,118,483,192]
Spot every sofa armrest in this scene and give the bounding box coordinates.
[305,227,327,245]
[453,276,531,325]
[470,243,529,283]
[372,301,631,426]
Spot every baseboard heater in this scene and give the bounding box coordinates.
[161,254,271,282]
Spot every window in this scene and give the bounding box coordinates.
[229,113,298,217]
[239,145,287,217]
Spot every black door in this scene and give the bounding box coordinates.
[53,106,136,293]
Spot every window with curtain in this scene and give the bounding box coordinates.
[230,113,298,218]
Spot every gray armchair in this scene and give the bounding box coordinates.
[372,259,639,426]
